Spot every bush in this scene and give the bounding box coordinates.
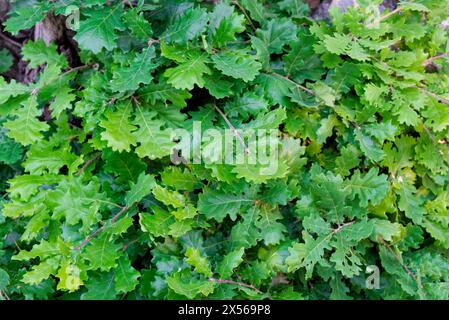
[0,0,449,300]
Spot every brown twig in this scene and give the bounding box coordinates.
[131,95,140,105]
[377,236,423,289]
[214,105,251,155]
[147,38,160,47]
[74,206,128,250]
[332,221,355,233]
[122,237,141,251]
[76,153,101,175]
[422,53,449,66]
[208,277,262,294]
[0,290,10,300]
[60,64,91,78]
[415,86,449,105]
[422,123,438,145]
[30,64,92,96]
[366,7,402,28]
[0,32,22,48]
[231,0,257,32]
[270,72,315,96]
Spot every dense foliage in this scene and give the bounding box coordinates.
[1,0,449,300]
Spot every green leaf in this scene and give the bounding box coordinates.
[241,0,266,23]
[153,184,186,208]
[286,231,332,279]
[81,272,117,300]
[161,167,198,191]
[0,77,29,105]
[100,103,137,152]
[365,121,398,144]
[23,141,78,175]
[323,33,352,55]
[139,81,192,107]
[110,47,157,93]
[139,208,175,237]
[132,108,176,160]
[255,19,297,54]
[83,237,121,271]
[124,9,152,40]
[22,40,68,70]
[164,52,211,90]
[51,177,105,232]
[185,247,212,277]
[0,268,10,290]
[167,270,215,299]
[216,247,245,278]
[3,96,50,146]
[115,256,140,293]
[7,174,59,201]
[163,8,209,44]
[13,240,60,261]
[103,149,146,183]
[256,207,287,245]
[22,257,59,285]
[4,4,50,35]
[355,129,385,162]
[0,49,13,73]
[284,35,324,83]
[198,189,251,222]
[210,3,245,46]
[125,172,156,206]
[372,219,403,242]
[74,5,125,53]
[211,50,261,82]
[56,261,85,293]
[345,168,389,207]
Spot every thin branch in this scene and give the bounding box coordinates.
[214,105,251,155]
[366,7,402,28]
[76,153,101,175]
[31,64,92,96]
[0,32,22,48]
[422,53,449,66]
[270,72,315,96]
[122,236,142,251]
[0,290,10,300]
[147,38,160,47]
[415,86,449,105]
[59,64,92,78]
[131,95,140,105]
[208,277,262,294]
[422,123,437,145]
[332,221,355,233]
[377,236,423,289]
[74,206,128,250]
[231,0,256,32]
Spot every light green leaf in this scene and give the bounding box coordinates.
[211,50,261,82]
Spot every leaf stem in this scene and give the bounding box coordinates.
[366,7,402,28]
[270,72,316,96]
[332,221,355,233]
[377,236,423,289]
[74,205,128,250]
[231,0,257,32]
[60,64,92,78]
[208,277,262,294]
[422,53,449,66]
[214,105,251,155]
[0,32,22,48]
[415,86,449,105]
[0,290,11,300]
[76,152,101,175]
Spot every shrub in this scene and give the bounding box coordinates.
[0,0,449,300]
